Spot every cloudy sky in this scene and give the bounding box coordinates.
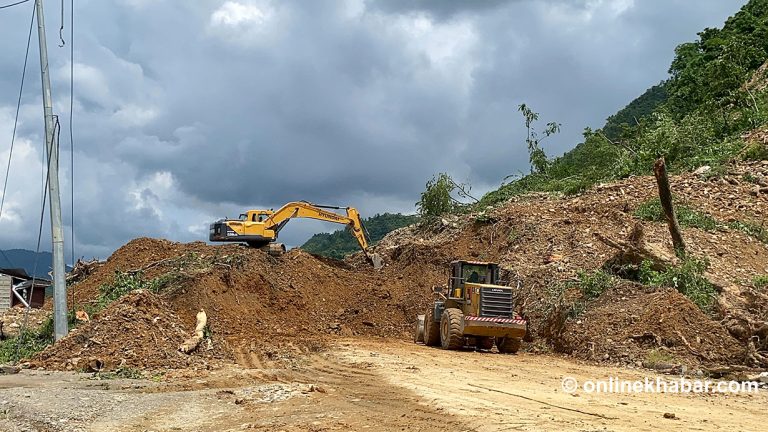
[0,0,746,259]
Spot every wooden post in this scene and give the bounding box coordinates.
[653,157,686,256]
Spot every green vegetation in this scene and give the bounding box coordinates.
[301,213,419,259]
[577,269,615,300]
[518,103,560,174]
[476,0,768,207]
[728,220,768,243]
[603,82,669,141]
[754,275,768,289]
[634,197,767,244]
[634,198,719,231]
[96,271,163,310]
[0,316,54,363]
[417,173,457,217]
[644,348,677,368]
[638,258,717,312]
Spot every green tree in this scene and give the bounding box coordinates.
[416,173,477,218]
[518,104,560,174]
[417,173,457,217]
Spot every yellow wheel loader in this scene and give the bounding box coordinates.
[414,260,527,353]
[209,201,383,268]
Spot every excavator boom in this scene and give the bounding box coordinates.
[209,201,383,268]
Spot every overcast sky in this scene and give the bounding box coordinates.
[0,0,746,259]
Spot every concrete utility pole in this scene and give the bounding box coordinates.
[35,0,68,340]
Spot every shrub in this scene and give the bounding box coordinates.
[638,258,717,312]
[577,270,615,300]
[753,275,768,290]
[417,173,458,218]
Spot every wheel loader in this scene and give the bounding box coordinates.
[209,201,383,268]
[414,260,527,353]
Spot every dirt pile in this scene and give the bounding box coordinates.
[36,237,445,370]
[34,161,768,371]
[33,290,215,371]
[560,284,745,368]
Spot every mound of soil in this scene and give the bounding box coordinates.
[560,284,745,368]
[33,290,214,371]
[36,161,767,371]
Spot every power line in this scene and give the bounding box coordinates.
[0,0,31,10]
[0,2,36,270]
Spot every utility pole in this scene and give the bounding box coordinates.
[35,0,68,340]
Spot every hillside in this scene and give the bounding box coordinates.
[301,212,419,259]
[481,0,768,205]
[0,249,53,278]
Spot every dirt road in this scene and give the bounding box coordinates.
[1,338,765,431]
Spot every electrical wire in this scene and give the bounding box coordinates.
[58,0,64,47]
[0,2,36,270]
[0,0,31,10]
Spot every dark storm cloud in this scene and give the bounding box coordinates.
[0,0,747,256]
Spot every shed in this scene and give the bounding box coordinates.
[0,268,51,312]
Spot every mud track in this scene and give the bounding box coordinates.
[2,338,766,431]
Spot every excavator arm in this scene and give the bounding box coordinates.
[263,202,382,268]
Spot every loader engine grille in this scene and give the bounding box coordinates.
[479,287,514,318]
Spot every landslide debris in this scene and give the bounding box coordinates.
[27,162,768,372]
[34,290,210,371]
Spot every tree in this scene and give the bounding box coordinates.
[416,173,476,217]
[518,104,560,174]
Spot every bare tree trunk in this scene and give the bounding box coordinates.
[653,157,686,256]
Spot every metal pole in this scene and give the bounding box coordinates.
[35,0,68,340]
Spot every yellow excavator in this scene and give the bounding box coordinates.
[209,201,383,268]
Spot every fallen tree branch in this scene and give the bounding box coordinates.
[674,330,710,361]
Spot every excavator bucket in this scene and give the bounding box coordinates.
[369,253,384,270]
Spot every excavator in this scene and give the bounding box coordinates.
[209,201,383,268]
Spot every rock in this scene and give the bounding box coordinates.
[693,166,712,175]
[0,365,20,375]
[663,413,677,420]
[362,321,375,327]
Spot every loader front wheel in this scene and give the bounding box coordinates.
[497,337,522,354]
[424,308,440,346]
[440,308,464,350]
[414,315,425,344]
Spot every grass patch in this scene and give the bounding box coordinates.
[728,220,768,244]
[638,258,717,312]
[635,198,767,245]
[644,349,677,368]
[634,198,718,231]
[754,275,768,290]
[577,269,615,300]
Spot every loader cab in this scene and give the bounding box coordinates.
[448,260,500,299]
